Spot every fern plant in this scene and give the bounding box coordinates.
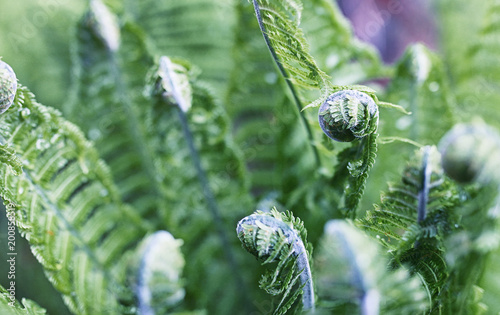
[1,0,500,314]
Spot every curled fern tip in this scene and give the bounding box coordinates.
[0,60,17,114]
[319,90,378,142]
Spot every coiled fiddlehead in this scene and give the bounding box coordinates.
[319,89,381,217]
[236,208,314,314]
[318,90,378,142]
[0,60,17,114]
[439,123,500,184]
[134,231,185,315]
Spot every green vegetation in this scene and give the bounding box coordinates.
[1,0,500,314]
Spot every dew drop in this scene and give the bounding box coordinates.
[100,189,109,197]
[18,187,24,194]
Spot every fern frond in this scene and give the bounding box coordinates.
[300,0,387,84]
[384,44,456,144]
[251,0,331,91]
[0,285,46,315]
[125,0,237,94]
[438,122,500,313]
[315,220,428,314]
[144,56,257,313]
[0,84,150,314]
[444,0,500,129]
[68,2,166,225]
[237,208,314,314]
[133,231,185,315]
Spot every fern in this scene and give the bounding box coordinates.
[132,231,185,315]
[357,146,462,312]
[2,0,500,314]
[68,1,163,223]
[315,220,428,314]
[237,208,314,314]
[384,44,456,144]
[441,0,500,129]
[125,0,237,95]
[0,285,46,315]
[0,84,150,314]
[250,0,409,218]
[300,0,387,84]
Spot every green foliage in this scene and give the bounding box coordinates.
[315,220,428,314]
[131,231,185,315]
[1,0,500,314]
[1,285,46,315]
[236,209,313,315]
[0,85,150,314]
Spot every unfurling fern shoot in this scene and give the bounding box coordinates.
[236,208,314,314]
[318,90,379,142]
[134,231,185,315]
[0,60,17,114]
[319,89,381,217]
[439,123,500,184]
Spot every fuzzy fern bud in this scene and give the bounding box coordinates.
[134,231,185,315]
[236,208,314,314]
[87,0,120,52]
[0,60,17,114]
[319,90,379,142]
[439,123,500,184]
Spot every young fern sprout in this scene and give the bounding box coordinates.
[439,123,500,184]
[0,60,17,114]
[316,220,428,314]
[135,231,185,315]
[236,208,314,314]
[318,90,379,142]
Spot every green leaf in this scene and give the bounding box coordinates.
[237,208,314,314]
[126,0,237,94]
[315,220,428,314]
[0,285,47,315]
[0,85,150,314]
[385,44,456,144]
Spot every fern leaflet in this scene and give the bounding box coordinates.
[237,208,314,314]
[0,85,150,314]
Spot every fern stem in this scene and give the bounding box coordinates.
[107,54,167,226]
[417,146,432,223]
[252,0,321,168]
[296,241,315,311]
[176,108,251,308]
[237,211,315,311]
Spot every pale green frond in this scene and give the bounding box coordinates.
[0,84,150,314]
[315,220,428,314]
[237,209,314,314]
[0,285,46,315]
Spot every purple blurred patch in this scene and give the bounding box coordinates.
[337,0,437,63]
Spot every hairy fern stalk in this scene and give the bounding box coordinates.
[1,0,500,314]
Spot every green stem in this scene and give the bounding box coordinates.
[176,108,252,309]
[252,0,321,168]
